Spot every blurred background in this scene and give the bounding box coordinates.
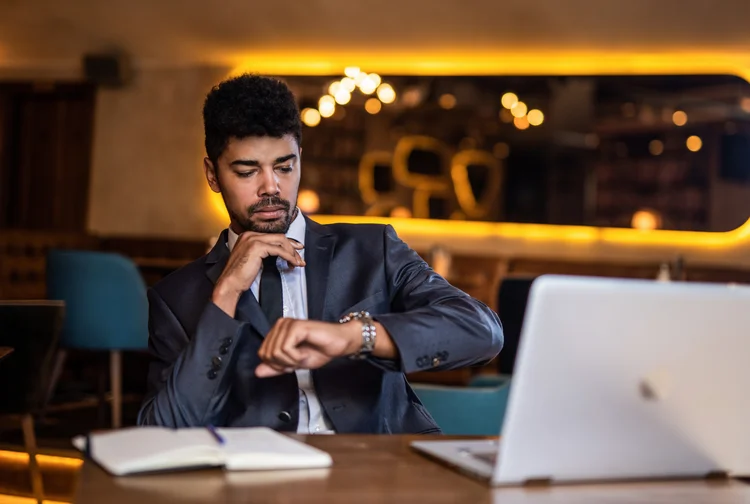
[2,0,750,486]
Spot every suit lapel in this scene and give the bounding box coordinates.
[304,217,336,321]
[205,230,229,285]
[235,290,270,336]
[204,229,270,336]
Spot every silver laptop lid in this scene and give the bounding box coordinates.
[495,275,750,485]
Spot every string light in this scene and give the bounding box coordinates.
[527,109,544,126]
[401,88,423,107]
[686,135,702,152]
[340,77,356,92]
[510,101,528,118]
[344,66,360,78]
[301,108,321,127]
[390,206,412,218]
[359,76,378,94]
[672,110,688,126]
[649,139,664,156]
[513,115,530,130]
[365,98,382,114]
[318,95,336,117]
[355,71,368,86]
[377,83,396,104]
[501,92,518,109]
[313,69,393,123]
[334,88,351,105]
[297,189,320,213]
[439,94,457,109]
[328,81,341,96]
[632,209,661,231]
[368,73,382,88]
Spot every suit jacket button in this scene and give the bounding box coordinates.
[432,357,440,367]
[211,356,223,369]
[223,337,233,346]
[219,345,229,355]
[278,411,292,423]
[207,369,218,380]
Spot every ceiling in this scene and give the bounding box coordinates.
[1,0,750,74]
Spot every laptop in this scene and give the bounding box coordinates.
[411,275,750,486]
[0,300,65,415]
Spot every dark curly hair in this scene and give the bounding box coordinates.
[203,74,302,165]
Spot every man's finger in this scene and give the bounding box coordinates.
[280,325,307,366]
[265,245,304,268]
[288,238,305,250]
[268,319,299,367]
[258,319,284,362]
[250,233,288,242]
[255,362,290,378]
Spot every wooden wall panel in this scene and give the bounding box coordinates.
[0,83,95,231]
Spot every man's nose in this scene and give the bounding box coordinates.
[259,168,279,196]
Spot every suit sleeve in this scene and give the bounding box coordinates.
[136,289,246,427]
[371,225,503,374]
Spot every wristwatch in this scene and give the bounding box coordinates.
[339,311,376,360]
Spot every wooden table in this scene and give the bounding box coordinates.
[74,435,750,504]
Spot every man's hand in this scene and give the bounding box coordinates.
[255,319,361,377]
[212,232,305,317]
[256,318,399,377]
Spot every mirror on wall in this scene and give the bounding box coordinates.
[281,73,750,232]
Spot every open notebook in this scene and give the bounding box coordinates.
[72,427,333,476]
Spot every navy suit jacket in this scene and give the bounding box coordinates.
[137,217,503,433]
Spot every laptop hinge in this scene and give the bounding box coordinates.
[704,470,729,481]
[522,477,552,487]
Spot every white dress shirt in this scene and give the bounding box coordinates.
[227,210,336,434]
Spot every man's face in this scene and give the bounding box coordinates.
[205,134,301,234]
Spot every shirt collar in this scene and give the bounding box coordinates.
[226,208,305,252]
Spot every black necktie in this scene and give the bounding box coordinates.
[259,256,283,325]
[258,255,299,432]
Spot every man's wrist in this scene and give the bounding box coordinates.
[339,312,377,359]
[212,281,243,317]
[342,320,365,356]
[213,280,242,302]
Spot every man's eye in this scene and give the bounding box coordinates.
[237,171,255,178]
[277,166,293,173]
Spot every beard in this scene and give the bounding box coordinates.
[229,196,297,234]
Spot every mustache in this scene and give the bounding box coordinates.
[248,197,291,214]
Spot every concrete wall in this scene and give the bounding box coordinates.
[87,66,230,239]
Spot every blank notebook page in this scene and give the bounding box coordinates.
[218,427,333,470]
[78,427,223,475]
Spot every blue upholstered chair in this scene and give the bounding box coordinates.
[468,373,513,388]
[46,249,149,428]
[411,377,511,436]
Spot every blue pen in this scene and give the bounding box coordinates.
[206,424,225,445]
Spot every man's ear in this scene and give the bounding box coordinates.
[204,157,221,193]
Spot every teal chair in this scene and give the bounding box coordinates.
[411,376,511,436]
[46,249,149,428]
[468,373,513,388]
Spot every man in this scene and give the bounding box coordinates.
[137,74,503,434]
